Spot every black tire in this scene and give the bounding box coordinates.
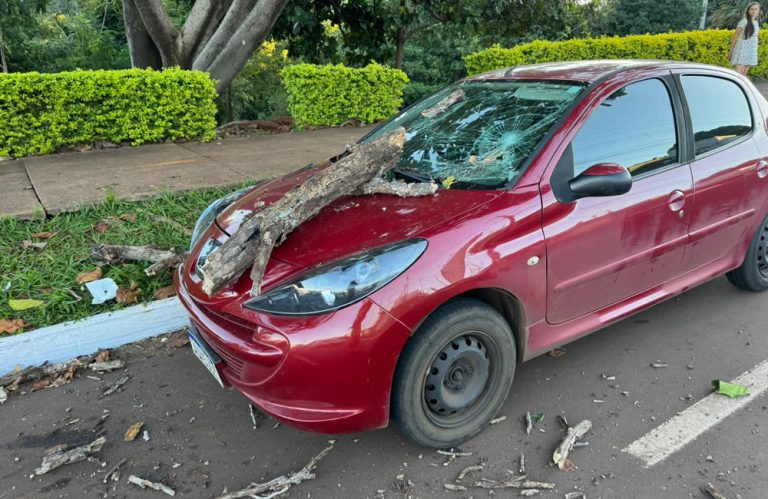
[726,213,768,292]
[391,298,517,448]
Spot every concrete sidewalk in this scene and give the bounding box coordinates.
[0,127,370,218]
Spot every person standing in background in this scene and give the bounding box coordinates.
[729,2,761,77]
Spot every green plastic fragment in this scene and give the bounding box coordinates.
[532,412,545,423]
[711,379,750,398]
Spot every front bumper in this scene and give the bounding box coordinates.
[174,265,412,434]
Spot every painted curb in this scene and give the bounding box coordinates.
[0,297,188,376]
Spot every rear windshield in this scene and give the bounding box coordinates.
[364,80,584,188]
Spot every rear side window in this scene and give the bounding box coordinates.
[571,78,678,177]
[680,75,752,156]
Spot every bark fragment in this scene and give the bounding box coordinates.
[553,419,592,470]
[201,128,406,296]
[91,244,181,276]
[421,88,465,118]
[128,475,176,496]
[358,177,438,197]
[34,436,106,475]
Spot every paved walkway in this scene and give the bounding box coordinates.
[0,127,370,218]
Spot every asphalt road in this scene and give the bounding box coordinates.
[1,275,766,499]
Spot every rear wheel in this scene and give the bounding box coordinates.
[727,213,768,292]
[391,298,516,448]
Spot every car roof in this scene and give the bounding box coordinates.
[465,59,719,84]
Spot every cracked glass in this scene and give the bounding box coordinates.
[364,80,585,189]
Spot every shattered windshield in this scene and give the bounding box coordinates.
[363,80,584,189]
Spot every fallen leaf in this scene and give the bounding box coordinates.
[21,240,47,251]
[166,331,190,348]
[92,223,110,234]
[0,318,29,334]
[712,380,750,398]
[76,267,103,285]
[9,299,43,311]
[118,213,137,223]
[94,350,110,363]
[531,412,545,423]
[153,286,176,300]
[31,231,58,239]
[124,422,144,442]
[116,287,140,305]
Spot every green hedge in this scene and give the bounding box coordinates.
[465,30,768,79]
[0,68,217,157]
[281,63,408,127]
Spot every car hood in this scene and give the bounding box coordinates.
[216,164,502,270]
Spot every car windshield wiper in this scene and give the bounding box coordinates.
[390,167,435,184]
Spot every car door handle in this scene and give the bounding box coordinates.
[668,190,685,212]
[757,160,768,179]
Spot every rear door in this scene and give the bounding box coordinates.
[674,72,763,271]
[540,76,693,324]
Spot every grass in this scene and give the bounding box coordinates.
[0,186,250,334]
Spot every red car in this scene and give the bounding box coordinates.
[176,60,768,447]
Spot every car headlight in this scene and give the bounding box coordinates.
[190,187,252,249]
[244,239,428,315]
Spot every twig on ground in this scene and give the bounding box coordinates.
[91,244,181,276]
[217,444,333,499]
[128,475,176,496]
[473,477,556,490]
[90,360,125,372]
[553,420,592,470]
[103,458,127,483]
[701,483,728,499]
[457,465,484,482]
[102,375,130,397]
[519,453,526,474]
[35,436,106,475]
[525,411,533,435]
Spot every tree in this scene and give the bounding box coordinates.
[600,0,700,35]
[122,0,290,91]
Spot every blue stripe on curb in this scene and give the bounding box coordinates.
[0,297,188,376]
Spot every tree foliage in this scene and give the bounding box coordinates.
[600,0,701,35]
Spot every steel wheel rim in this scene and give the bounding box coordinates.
[758,219,768,278]
[422,332,500,428]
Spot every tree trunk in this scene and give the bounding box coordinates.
[395,26,406,70]
[0,23,8,73]
[699,0,709,29]
[122,0,162,69]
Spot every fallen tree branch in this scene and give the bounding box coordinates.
[217,444,333,499]
[34,436,106,475]
[358,177,438,197]
[91,244,181,276]
[553,419,592,470]
[128,475,176,496]
[473,476,555,490]
[201,128,406,296]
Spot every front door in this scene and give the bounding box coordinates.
[541,77,693,324]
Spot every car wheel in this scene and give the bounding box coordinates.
[726,213,768,292]
[391,298,517,448]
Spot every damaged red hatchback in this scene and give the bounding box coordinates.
[176,60,768,447]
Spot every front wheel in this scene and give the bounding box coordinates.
[391,298,517,448]
[727,213,768,292]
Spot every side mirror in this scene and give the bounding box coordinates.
[569,163,632,200]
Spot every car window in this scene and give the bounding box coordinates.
[571,78,678,177]
[363,81,584,188]
[680,75,752,156]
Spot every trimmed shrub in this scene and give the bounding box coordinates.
[0,68,217,157]
[281,63,409,127]
[464,30,768,79]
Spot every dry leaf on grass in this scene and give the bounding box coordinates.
[76,267,103,285]
[0,318,29,334]
[118,213,137,223]
[116,287,140,305]
[124,422,144,442]
[21,240,47,251]
[31,231,58,239]
[153,286,176,300]
[92,223,110,234]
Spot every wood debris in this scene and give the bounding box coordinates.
[217,444,333,499]
[473,476,556,490]
[90,360,125,372]
[457,464,484,482]
[519,453,526,474]
[437,449,472,466]
[520,489,542,496]
[124,421,144,441]
[0,386,7,403]
[201,129,407,297]
[444,483,467,491]
[34,436,106,475]
[22,240,47,251]
[91,244,181,276]
[128,475,176,496]
[358,177,438,197]
[421,88,465,118]
[490,415,507,425]
[525,411,533,435]
[102,375,130,396]
[104,458,127,483]
[553,419,592,470]
[564,493,586,499]
[701,483,727,499]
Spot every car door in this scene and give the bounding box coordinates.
[673,72,763,272]
[540,76,694,325]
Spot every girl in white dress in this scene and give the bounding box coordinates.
[729,2,761,77]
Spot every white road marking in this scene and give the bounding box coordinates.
[623,359,768,467]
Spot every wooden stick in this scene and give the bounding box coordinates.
[128,475,176,496]
[201,128,406,296]
[217,445,333,499]
[701,483,728,499]
[553,419,592,470]
[91,244,181,276]
[34,436,106,475]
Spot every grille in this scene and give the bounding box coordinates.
[206,340,245,380]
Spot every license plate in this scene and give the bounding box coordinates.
[188,326,224,388]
